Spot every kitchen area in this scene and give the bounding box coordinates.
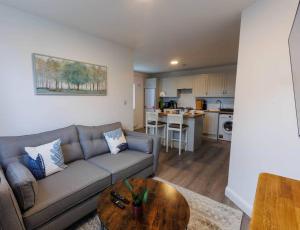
[143,67,236,152]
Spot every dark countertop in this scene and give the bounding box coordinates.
[204,110,234,115]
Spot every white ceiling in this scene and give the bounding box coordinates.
[0,0,256,73]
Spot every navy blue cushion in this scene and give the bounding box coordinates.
[23,154,46,180]
[117,143,128,152]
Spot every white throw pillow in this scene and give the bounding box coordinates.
[103,128,128,154]
[25,139,67,178]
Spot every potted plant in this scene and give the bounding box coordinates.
[124,179,148,218]
[159,98,164,112]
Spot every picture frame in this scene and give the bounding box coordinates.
[32,53,107,96]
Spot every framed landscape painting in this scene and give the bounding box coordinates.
[32,53,107,95]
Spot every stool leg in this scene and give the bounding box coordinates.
[185,129,188,152]
[179,130,182,156]
[171,131,173,149]
[163,125,166,146]
[166,128,169,152]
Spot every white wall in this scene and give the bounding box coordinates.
[0,4,134,136]
[133,72,148,129]
[226,0,300,216]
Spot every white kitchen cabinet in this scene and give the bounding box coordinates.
[158,77,178,97]
[176,76,194,89]
[203,112,219,138]
[193,74,208,97]
[222,72,236,97]
[159,71,236,98]
[207,73,224,97]
[193,72,236,98]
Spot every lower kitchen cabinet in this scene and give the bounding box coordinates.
[203,112,219,139]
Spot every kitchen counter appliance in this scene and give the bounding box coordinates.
[195,99,207,110]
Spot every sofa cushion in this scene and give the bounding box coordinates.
[22,160,111,230]
[0,126,84,169]
[76,122,122,159]
[126,135,153,154]
[6,162,38,211]
[103,128,128,154]
[88,150,153,183]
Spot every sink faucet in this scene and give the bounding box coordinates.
[216,99,222,110]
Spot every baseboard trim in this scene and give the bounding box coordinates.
[225,186,253,217]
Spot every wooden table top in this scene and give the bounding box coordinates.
[251,173,300,230]
[97,178,190,230]
[158,112,204,118]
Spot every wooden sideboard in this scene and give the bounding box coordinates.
[251,173,300,229]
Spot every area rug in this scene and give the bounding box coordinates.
[75,177,242,230]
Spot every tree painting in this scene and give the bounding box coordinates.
[33,54,107,95]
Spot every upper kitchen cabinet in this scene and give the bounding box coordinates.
[158,77,178,97]
[193,72,236,98]
[193,74,208,97]
[207,73,224,97]
[158,71,236,98]
[176,76,194,89]
[222,72,236,97]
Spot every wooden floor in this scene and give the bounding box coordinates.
[156,138,250,230]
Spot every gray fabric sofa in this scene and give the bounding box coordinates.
[0,122,161,230]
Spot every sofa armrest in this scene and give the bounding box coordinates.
[125,131,161,175]
[6,162,38,211]
[126,135,153,154]
[0,166,25,230]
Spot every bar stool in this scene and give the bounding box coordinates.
[166,114,188,155]
[145,111,166,145]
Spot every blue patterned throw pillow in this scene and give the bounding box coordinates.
[24,139,67,179]
[24,154,46,180]
[50,140,65,168]
[103,128,128,154]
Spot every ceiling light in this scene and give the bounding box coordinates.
[170,60,179,65]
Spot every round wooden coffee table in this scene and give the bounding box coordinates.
[97,178,190,230]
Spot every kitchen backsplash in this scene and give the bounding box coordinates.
[177,93,195,108]
[161,95,234,110]
[203,97,234,110]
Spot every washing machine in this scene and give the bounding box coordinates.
[218,114,233,141]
